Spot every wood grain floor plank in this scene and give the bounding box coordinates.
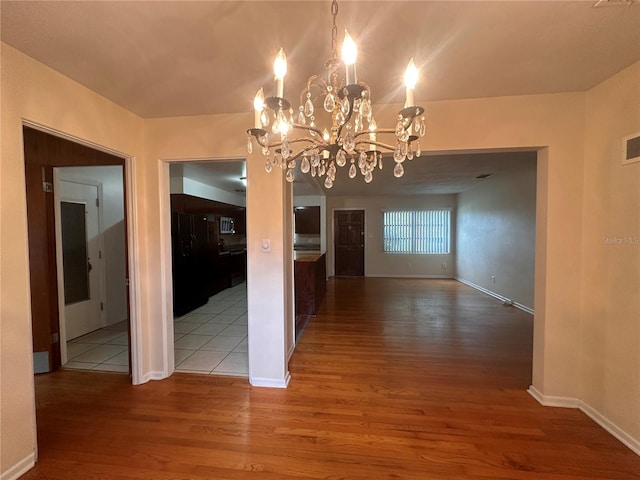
[21,278,640,479]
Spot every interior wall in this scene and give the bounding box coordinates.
[456,158,537,310]
[326,194,457,277]
[581,62,640,445]
[58,166,127,326]
[0,43,144,478]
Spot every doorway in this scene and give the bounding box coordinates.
[334,209,365,276]
[23,126,131,375]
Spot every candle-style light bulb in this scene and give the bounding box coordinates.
[274,48,287,98]
[369,118,377,151]
[404,58,418,107]
[253,88,264,128]
[342,31,358,85]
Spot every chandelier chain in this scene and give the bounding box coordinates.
[331,0,339,59]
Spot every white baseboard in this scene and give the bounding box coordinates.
[456,277,534,315]
[367,274,453,279]
[1,453,35,480]
[528,386,640,456]
[580,401,640,456]
[139,371,168,384]
[250,372,291,388]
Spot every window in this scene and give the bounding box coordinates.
[383,210,451,254]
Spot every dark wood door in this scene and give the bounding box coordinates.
[334,210,364,276]
[23,126,126,373]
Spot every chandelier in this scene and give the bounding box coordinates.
[246,0,425,189]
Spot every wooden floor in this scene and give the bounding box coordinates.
[24,278,640,479]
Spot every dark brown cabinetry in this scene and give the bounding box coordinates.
[170,194,246,316]
[294,206,320,234]
[294,252,326,316]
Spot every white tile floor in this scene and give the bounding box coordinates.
[64,321,130,373]
[173,283,248,376]
[64,283,248,376]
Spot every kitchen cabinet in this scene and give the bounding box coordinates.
[294,206,320,234]
[294,252,326,316]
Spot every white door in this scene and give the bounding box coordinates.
[58,180,104,340]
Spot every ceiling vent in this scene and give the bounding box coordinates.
[594,0,634,7]
[622,133,640,165]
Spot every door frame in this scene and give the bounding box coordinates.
[23,120,142,384]
[331,207,366,277]
[53,173,107,364]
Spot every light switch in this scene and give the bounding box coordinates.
[262,238,271,253]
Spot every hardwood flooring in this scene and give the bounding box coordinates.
[24,278,640,479]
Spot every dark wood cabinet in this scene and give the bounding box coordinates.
[294,252,326,316]
[294,206,320,234]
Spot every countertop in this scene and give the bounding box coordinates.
[294,250,325,262]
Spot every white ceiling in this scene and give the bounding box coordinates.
[2,0,638,196]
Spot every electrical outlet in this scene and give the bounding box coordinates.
[441,262,447,270]
[491,275,496,283]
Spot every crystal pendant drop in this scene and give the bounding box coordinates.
[336,149,347,167]
[272,153,280,167]
[276,109,288,127]
[324,93,336,112]
[262,145,269,156]
[247,136,253,154]
[348,163,357,179]
[393,143,405,163]
[304,97,314,117]
[265,159,273,173]
[335,110,345,126]
[344,132,356,152]
[378,156,383,170]
[401,142,409,158]
[301,155,311,173]
[364,170,373,183]
[416,141,422,158]
[310,150,320,167]
[285,168,295,183]
[297,107,305,124]
[420,119,426,137]
[360,99,371,119]
[407,150,414,161]
[395,120,404,137]
[263,132,269,145]
[309,119,317,136]
[281,138,291,159]
[261,110,270,127]
[393,162,405,178]
[341,96,350,115]
[400,130,409,142]
[324,176,333,189]
[413,115,422,134]
[311,166,317,177]
[319,163,326,176]
[358,151,367,169]
[328,163,336,180]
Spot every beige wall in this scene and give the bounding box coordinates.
[2,41,638,477]
[326,194,457,277]
[457,158,537,310]
[581,62,640,443]
[0,43,144,476]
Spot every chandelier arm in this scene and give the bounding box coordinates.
[292,124,323,137]
[288,144,322,162]
[354,140,396,151]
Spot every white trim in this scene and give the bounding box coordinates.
[158,160,174,378]
[139,371,169,383]
[527,385,579,408]
[125,156,145,385]
[287,342,296,360]
[528,386,640,456]
[250,373,291,388]
[367,274,453,279]
[580,402,640,456]
[0,453,35,480]
[456,277,534,315]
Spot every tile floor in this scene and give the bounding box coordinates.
[64,283,248,377]
[173,283,248,376]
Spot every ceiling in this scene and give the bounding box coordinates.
[2,0,639,196]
